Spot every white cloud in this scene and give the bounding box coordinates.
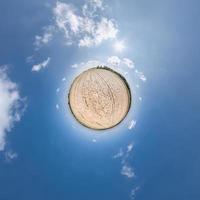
[106,56,135,69]
[54,2,80,38]
[56,104,59,110]
[34,26,54,49]
[113,40,125,52]
[121,164,135,178]
[107,56,121,67]
[92,138,97,143]
[84,60,101,68]
[0,67,25,151]
[70,60,101,70]
[71,64,79,68]
[128,120,137,130]
[82,0,104,17]
[26,56,34,64]
[123,58,134,68]
[113,142,135,179]
[130,186,140,200]
[79,36,94,47]
[135,69,146,82]
[127,143,134,153]
[53,1,118,47]
[32,57,50,72]
[5,150,18,162]
[56,88,60,93]
[113,148,124,159]
[78,17,118,47]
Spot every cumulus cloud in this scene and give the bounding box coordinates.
[32,57,50,72]
[0,67,25,151]
[35,1,118,48]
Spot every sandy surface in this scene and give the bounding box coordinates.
[68,67,131,130]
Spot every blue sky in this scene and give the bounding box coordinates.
[0,0,200,200]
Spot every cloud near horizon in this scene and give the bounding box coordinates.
[70,56,135,70]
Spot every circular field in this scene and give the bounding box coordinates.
[68,67,131,130]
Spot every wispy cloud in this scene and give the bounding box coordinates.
[5,150,18,162]
[70,57,147,86]
[107,56,121,67]
[52,1,118,47]
[107,56,135,69]
[113,142,135,179]
[62,77,66,82]
[135,69,146,82]
[34,26,55,49]
[0,66,26,151]
[71,56,136,70]
[123,58,135,68]
[26,55,34,64]
[128,120,137,130]
[82,0,104,17]
[71,64,79,68]
[34,0,118,48]
[32,1,147,85]
[56,104,59,110]
[32,57,50,72]
[121,164,135,178]
[113,40,125,52]
[56,88,60,93]
[130,186,140,200]
[92,138,97,143]
[113,148,124,159]
[127,143,134,153]
[70,60,101,69]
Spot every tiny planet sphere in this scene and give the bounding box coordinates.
[68,67,131,130]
